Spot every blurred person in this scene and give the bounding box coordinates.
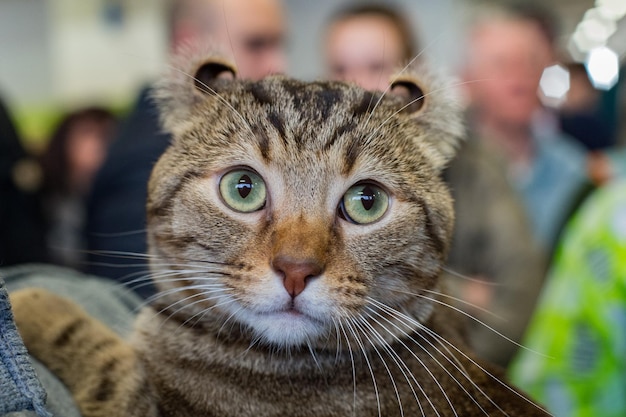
[170,0,286,79]
[558,63,614,152]
[462,4,591,252]
[324,3,417,91]
[587,147,626,186]
[509,179,626,417]
[40,108,117,269]
[323,2,545,367]
[0,93,47,266]
[86,0,287,297]
[560,62,626,187]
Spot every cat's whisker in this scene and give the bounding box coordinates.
[370,299,546,415]
[330,318,340,361]
[344,317,382,417]
[336,319,358,417]
[216,305,245,340]
[392,287,549,358]
[132,281,225,312]
[305,338,322,371]
[369,298,468,377]
[370,298,459,362]
[441,266,504,287]
[242,334,264,357]
[364,302,486,417]
[167,293,236,335]
[85,249,238,274]
[359,307,453,417]
[151,292,211,331]
[353,315,427,417]
[127,268,225,284]
[147,288,230,331]
[79,252,233,290]
[87,229,147,238]
[83,260,152,270]
[166,63,255,138]
[177,295,238,334]
[387,285,502,320]
[360,307,446,414]
[351,317,407,417]
[369,301,512,416]
[362,32,445,131]
[363,78,491,148]
[418,324,521,416]
[146,269,230,282]
[219,0,249,79]
[81,249,156,260]
[141,280,225,308]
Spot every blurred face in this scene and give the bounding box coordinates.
[325,15,405,91]
[173,0,286,80]
[67,123,109,194]
[464,20,553,127]
[215,0,287,80]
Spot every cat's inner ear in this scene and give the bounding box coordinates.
[390,77,426,115]
[193,60,237,95]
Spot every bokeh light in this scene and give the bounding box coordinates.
[539,64,570,107]
[596,0,626,20]
[580,8,617,44]
[585,46,620,90]
[572,26,604,53]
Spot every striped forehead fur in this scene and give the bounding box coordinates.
[152,48,465,171]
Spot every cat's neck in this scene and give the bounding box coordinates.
[134,305,349,374]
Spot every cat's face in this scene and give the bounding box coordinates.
[147,57,463,351]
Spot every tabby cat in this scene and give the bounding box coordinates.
[10,50,549,416]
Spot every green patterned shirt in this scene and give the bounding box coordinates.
[509,180,626,417]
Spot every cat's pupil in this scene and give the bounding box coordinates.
[360,186,375,211]
[237,175,253,198]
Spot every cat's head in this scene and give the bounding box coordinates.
[147,49,464,350]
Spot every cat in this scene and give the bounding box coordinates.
[10,49,550,417]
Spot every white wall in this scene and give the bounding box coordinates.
[0,0,167,112]
[0,0,53,106]
[48,0,168,107]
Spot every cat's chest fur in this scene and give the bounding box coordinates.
[134,303,517,417]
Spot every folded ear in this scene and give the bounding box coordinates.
[389,65,465,170]
[152,43,237,136]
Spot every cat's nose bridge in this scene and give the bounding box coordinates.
[270,216,330,259]
[270,216,330,296]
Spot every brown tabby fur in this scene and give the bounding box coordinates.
[11,49,549,416]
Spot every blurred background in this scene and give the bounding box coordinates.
[1,0,624,147]
[2,2,626,415]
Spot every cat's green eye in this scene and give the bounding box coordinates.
[219,169,267,213]
[340,183,389,225]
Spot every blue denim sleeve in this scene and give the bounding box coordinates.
[0,279,51,417]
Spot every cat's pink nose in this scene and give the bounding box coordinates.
[272,256,323,298]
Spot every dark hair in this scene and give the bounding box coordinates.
[40,107,116,195]
[328,3,419,62]
[506,2,560,46]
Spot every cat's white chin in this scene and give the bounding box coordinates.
[247,309,326,348]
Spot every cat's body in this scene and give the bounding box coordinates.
[10,51,549,416]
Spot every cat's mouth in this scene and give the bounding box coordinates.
[267,306,321,323]
[254,298,324,323]
[283,307,303,317]
[242,303,328,347]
